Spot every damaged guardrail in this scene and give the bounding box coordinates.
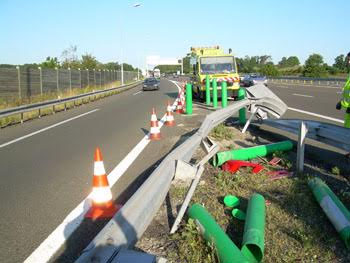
[0,81,142,121]
[76,83,288,262]
[261,119,350,152]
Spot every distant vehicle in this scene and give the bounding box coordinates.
[143,77,159,91]
[153,68,161,79]
[241,74,267,87]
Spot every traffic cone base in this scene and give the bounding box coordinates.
[85,201,121,220]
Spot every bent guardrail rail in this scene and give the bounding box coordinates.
[76,90,287,262]
[261,119,350,152]
[0,81,142,120]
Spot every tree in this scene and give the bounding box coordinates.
[81,53,99,70]
[302,54,328,77]
[259,64,280,77]
[61,45,80,69]
[333,54,345,71]
[40,57,60,69]
[278,56,300,67]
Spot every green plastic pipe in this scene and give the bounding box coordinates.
[221,81,228,108]
[188,204,249,263]
[237,87,246,124]
[205,75,211,105]
[185,83,193,115]
[212,78,218,109]
[241,193,266,263]
[213,140,293,167]
[308,177,350,248]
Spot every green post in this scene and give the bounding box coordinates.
[205,75,211,105]
[345,113,350,128]
[212,78,218,108]
[242,193,266,263]
[237,87,246,124]
[222,81,228,108]
[213,140,293,167]
[185,83,193,115]
[309,177,350,248]
[188,204,249,263]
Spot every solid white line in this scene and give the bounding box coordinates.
[133,91,142,95]
[0,109,99,149]
[288,107,344,124]
[24,80,181,263]
[292,93,314,98]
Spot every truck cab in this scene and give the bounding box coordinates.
[190,46,240,100]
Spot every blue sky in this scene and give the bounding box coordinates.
[1,0,349,68]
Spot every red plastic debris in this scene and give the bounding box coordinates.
[267,170,294,180]
[269,157,281,166]
[222,160,264,174]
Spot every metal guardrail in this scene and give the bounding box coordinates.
[261,119,350,152]
[267,76,346,86]
[0,81,142,121]
[76,92,287,262]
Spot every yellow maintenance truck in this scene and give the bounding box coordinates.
[190,46,240,100]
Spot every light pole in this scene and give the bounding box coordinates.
[120,3,142,85]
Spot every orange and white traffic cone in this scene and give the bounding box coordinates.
[165,101,175,126]
[175,97,184,114]
[85,148,120,220]
[149,108,161,140]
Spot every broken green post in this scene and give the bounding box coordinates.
[188,204,249,263]
[237,87,246,124]
[241,193,266,263]
[213,140,293,167]
[185,83,193,115]
[212,78,218,109]
[205,75,211,105]
[308,177,350,248]
[222,81,228,108]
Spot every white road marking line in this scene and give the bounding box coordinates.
[288,107,344,124]
[24,80,181,263]
[133,91,142,95]
[292,93,314,98]
[0,109,99,149]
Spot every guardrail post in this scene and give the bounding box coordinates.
[297,121,308,173]
[185,83,193,115]
[55,67,59,96]
[237,87,246,124]
[221,81,227,108]
[16,66,21,99]
[212,78,218,108]
[205,75,211,105]
[38,67,43,96]
[68,67,72,92]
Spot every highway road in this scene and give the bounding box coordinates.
[0,79,182,263]
[1,77,347,263]
[265,81,345,125]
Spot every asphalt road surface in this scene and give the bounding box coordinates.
[265,81,345,125]
[0,79,180,263]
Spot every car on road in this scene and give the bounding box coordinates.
[143,77,160,91]
[241,74,267,87]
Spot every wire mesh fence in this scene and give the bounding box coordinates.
[0,67,138,107]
